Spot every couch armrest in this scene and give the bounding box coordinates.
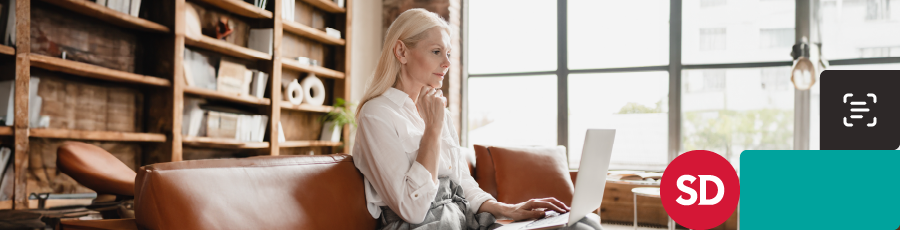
[57,219,138,230]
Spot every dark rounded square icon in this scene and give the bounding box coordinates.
[821,70,900,150]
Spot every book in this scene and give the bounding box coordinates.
[0,147,10,181]
[282,0,294,22]
[182,98,206,136]
[0,80,13,126]
[243,70,253,96]
[248,28,273,56]
[106,0,130,14]
[216,58,248,95]
[183,48,218,90]
[129,0,141,17]
[4,0,15,46]
[249,71,268,99]
[0,147,12,201]
[206,111,238,139]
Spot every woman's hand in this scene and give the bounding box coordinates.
[502,198,571,221]
[416,86,446,131]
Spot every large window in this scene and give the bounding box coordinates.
[465,0,900,170]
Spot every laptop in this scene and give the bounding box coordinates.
[495,129,616,230]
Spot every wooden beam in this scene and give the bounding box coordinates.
[38,0,170,33]
[269,0,283,156]
[182,136,269,149]
[30,129,167,142]
[280,103,333,113]
[298,0,345,14]
[171,0,186,161]
[281,57,345,79]
[279,140,341,148]
[13,0,32,210]
[29,54,171,87]
[282,20,345,46]
[184,86,271,106]
[191,0,273,19]
[184,35,272,61]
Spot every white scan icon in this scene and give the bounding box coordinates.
[843,93,877,127]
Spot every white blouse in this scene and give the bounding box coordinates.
[353,87,495,224]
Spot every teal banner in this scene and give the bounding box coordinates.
[741,150,900,229]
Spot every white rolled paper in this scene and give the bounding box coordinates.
[301,74,326,106]
[285,79,303,105]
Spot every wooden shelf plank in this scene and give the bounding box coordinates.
[184,86,271,105]
[281,58,345,79]
[279,140,341,148]
[185,36,272,60]
[282,21,345,46]
[280,103,333,113]
[30,129,167,142]
[183,136,269,149]
[29,54,171,87]
[191,0,273,19]
[39,0,170,33]
[298,0,346,13]
[0,200,11,210]
[0,45,14,56]
[0,126,11,136]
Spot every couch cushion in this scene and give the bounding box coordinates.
[479,145,575,206]
[134,154,376,230]
[473,145,498,198]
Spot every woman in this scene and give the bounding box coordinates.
[353,9,602,230]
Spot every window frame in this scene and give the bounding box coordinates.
[461,0,900,164]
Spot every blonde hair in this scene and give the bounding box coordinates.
[356,8,451,117]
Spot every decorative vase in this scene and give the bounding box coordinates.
[320,121,341,142]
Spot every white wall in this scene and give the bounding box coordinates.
[348,0,383,150]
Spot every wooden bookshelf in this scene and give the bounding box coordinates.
[184,35,272,61]
[282,20,345,46]
[299,0,346,13]
[2,0,353,210]
[280,140,341,148]
[281,57,345,79]
[183,136,269,149]
[29,54,171,87]
[281,103,333,113]
[30,129,167,142]
[38,0,170,33]
[184,86,271,105]
[0,45,14,56]
[191,0,273,19]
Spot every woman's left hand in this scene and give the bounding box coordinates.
[501,198,571,221]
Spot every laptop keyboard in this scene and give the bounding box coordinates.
[523,211,566,229]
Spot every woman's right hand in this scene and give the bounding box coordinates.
[416,86,446,130]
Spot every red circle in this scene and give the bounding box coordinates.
[660,150,740,230]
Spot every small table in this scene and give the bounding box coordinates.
[631,187,674,230]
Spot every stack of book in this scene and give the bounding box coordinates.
[95,0,142,17]
[183,51,269,99]
[183,99,268,142]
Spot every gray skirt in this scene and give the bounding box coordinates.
[377,177,602,230]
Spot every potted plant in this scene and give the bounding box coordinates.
[319,98,356,142]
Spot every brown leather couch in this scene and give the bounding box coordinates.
[57,144,580,230]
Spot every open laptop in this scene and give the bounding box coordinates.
[496,129,616,230]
